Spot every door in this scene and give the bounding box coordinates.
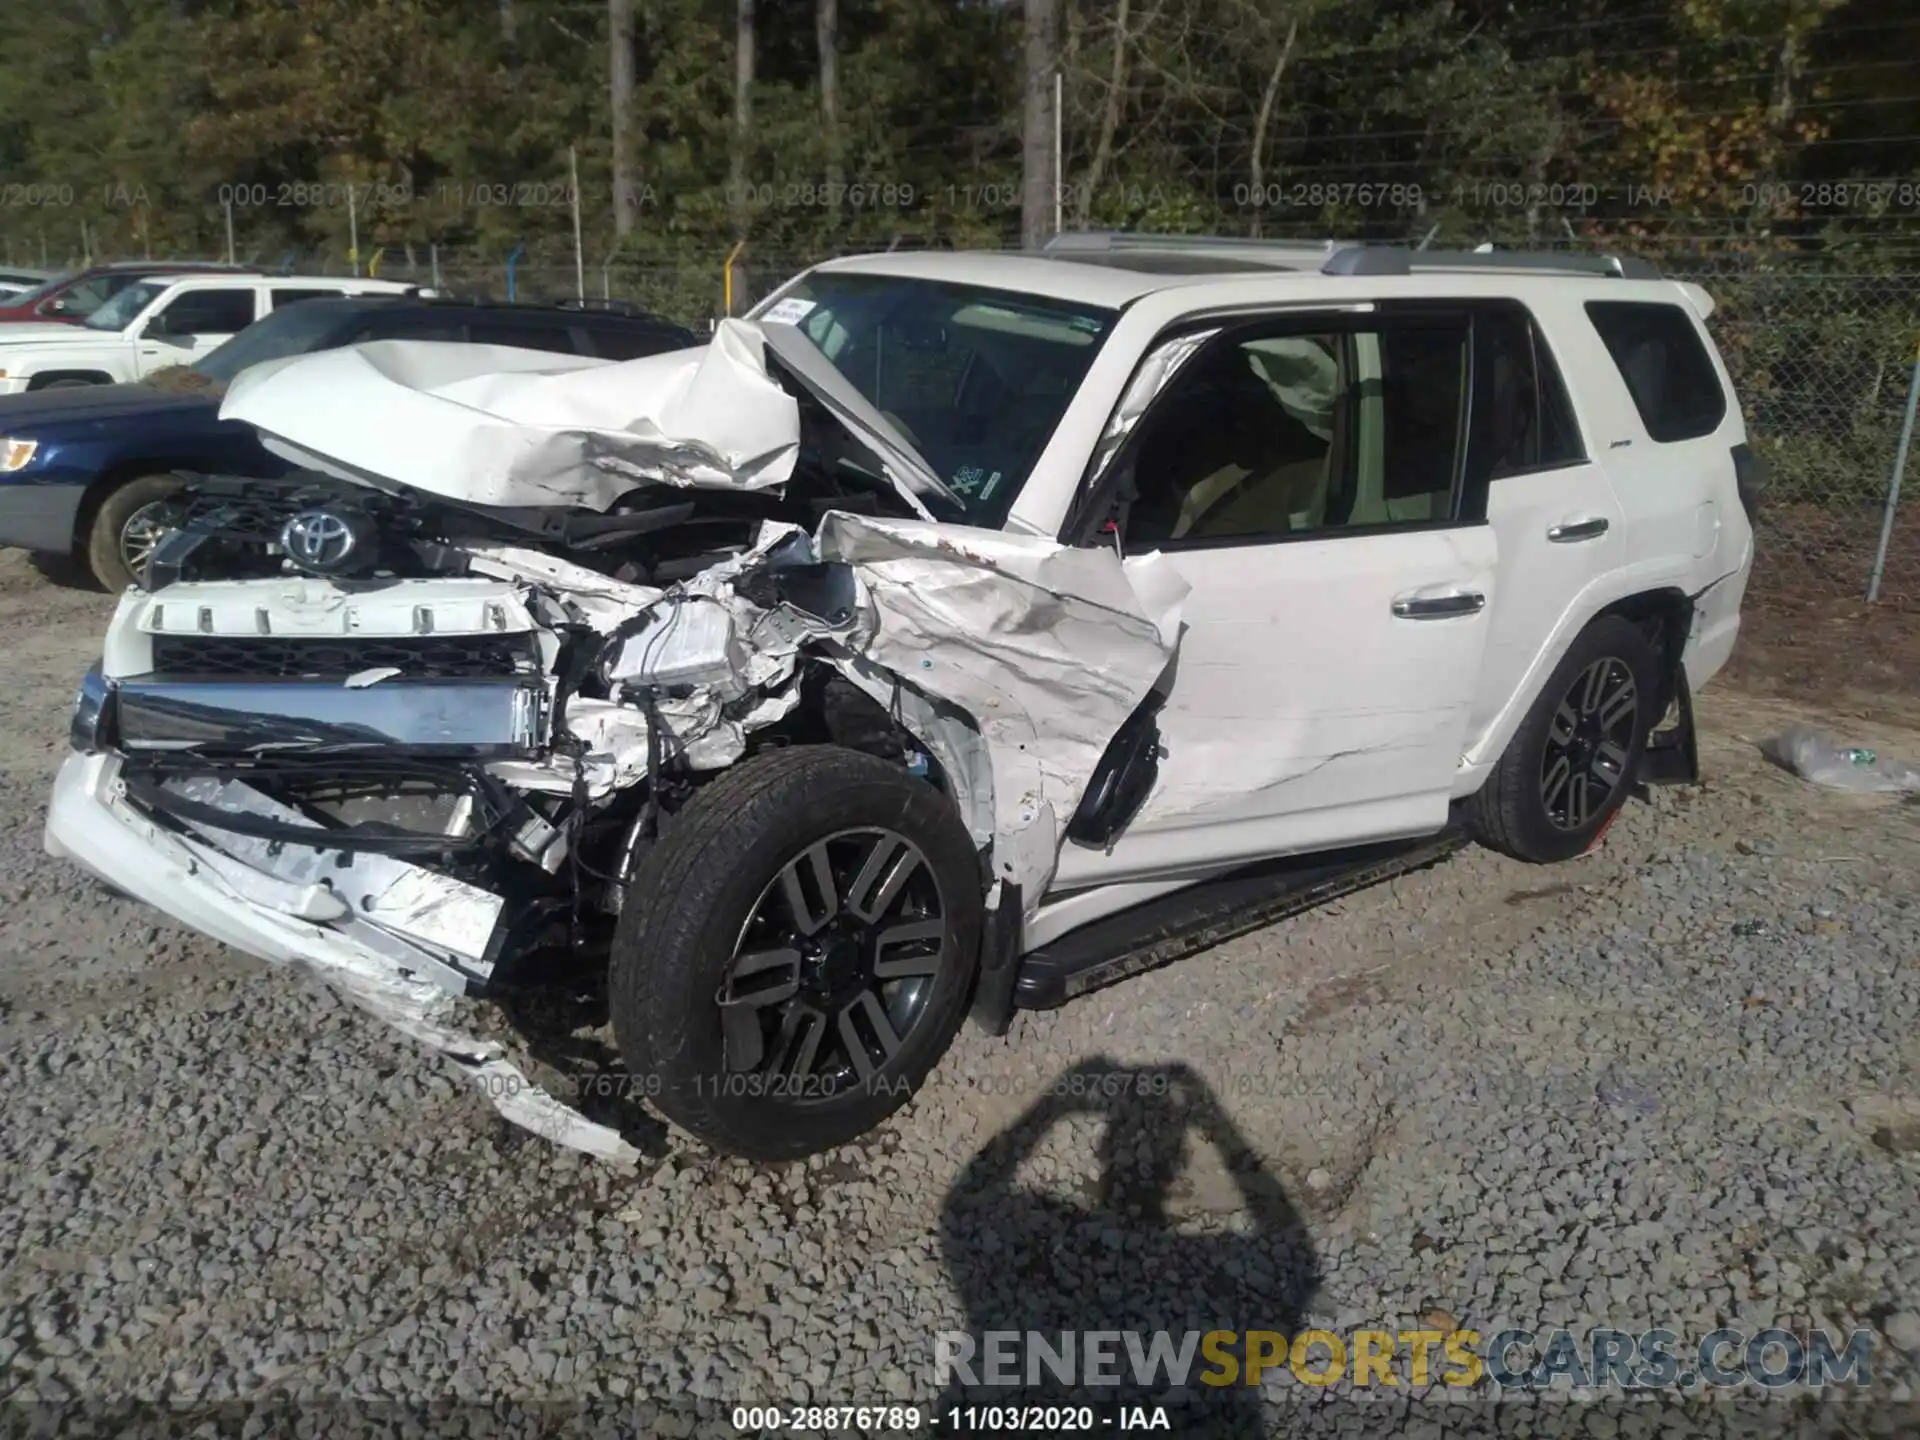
[1459,302,1625,772]
[135,286,262,375]
[1052,308,1497,890]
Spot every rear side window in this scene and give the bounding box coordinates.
[354,316,465,344]
[584,325,691,361]
[1585,301,1727,442]
[1472,305,1586,478]
[270,287,340,310]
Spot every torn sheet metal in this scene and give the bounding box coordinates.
[220,319,800,509]
[321,966,643,1166]
[814,512,1189,908]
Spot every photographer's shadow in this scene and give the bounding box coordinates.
[939,1059,1319,1438]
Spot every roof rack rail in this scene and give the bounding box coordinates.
[1043,230,1660,280]
[1042,231,1364,265]
[1321,245,1661,280]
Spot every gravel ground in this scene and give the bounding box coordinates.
[2,549,1918,1437]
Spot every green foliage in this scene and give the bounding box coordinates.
[0,0,1913,276]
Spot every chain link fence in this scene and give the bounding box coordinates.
[1677,261,1920,613]
[28,241,1920,611]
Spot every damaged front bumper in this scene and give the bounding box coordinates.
[48,751,501,993]
[46,749,650,1165]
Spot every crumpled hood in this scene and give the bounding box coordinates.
[219,318,803,509]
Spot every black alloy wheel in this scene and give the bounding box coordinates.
[719,827,948,1096]
[610,745,983,1160]
[1540,657,1638,830]
[1467,613,1662,864]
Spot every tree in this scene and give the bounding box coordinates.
[610,0,637,237]
[733,0,757,243]
[817,0,840,223]
[1021,0,1059,248]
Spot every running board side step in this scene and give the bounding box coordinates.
[1013,829,1470,1010]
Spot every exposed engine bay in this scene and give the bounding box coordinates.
[47,316,1189,1159]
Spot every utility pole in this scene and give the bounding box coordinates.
[1052,70,1063,236]
[570,146,586,300]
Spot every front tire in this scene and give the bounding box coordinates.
[1469,615,1661,864]
[85,473,184,591]
[610,745,983,1161]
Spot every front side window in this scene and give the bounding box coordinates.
[764,272,1116,526]
[151,287,257,336]
[1585,300,1727,443]
[586,325,692,361]
[1121,315,1472,548]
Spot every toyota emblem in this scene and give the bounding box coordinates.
[279,510,362,573]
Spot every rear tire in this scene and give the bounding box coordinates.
[85,473,184,591]
[1469,615,1661,864]
[610,745,983,1161]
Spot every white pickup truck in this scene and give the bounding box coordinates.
[0,272,421,393]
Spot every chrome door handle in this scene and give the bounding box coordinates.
[1391,592,1486,620]
[1547,517,1610,542]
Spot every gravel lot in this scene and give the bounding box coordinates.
[3,549,1918,1437]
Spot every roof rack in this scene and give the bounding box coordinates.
[1042,231,1363,268]
[1042,231,1660,280]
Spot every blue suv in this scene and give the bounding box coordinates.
[0,295,695,589]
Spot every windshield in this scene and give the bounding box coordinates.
[4,273,74,308]
[761,272,1115,527]
[194,302,357,383]
[83,279,167,331]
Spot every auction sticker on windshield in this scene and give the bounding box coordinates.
[759,296,818,324]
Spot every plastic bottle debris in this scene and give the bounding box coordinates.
[1760,726,1920,795]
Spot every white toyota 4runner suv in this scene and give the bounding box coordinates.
[0,272,422,392]
[45,235,1758,1160]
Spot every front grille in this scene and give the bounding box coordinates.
[149,633,541,679]
[175,491,309,545]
